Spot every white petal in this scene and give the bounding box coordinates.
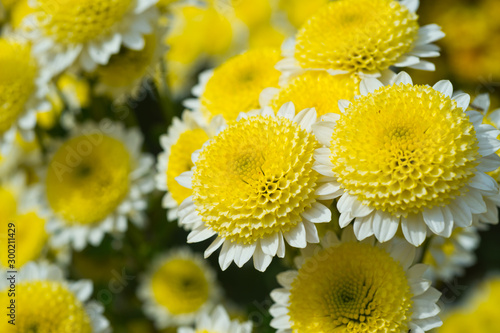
[353,214,374,240]
[218,241,236,271]
[253,246,273,272]
[204,236,225,258]
[301,202,331,223]
[315,182,342,200]
[401,0,419,13]
[433,80,453,98]
[393,71,413,85]
[373,213,399,242]
[311,122,335,146]
[453,93,470,111]
[260,233,279,256]
[423,206,445,234]
[409,60,435,71]
[360,78,384,96]
[175,171,193,189]
[277,102,296,120]
[394,55,420,67]
[338,99,352,113]
[401,214,427,246]
[283,222,307,248]
[187,227,216,243]
[259,87,280,107]
[469,172,499,195]
[449,198,473,228]
[294,108,317,132]
[234,242,257,268]
[303,220,320,243]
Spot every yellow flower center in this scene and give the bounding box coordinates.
[167,128,209,205]
[0,39,37,135]
[151,258,210,315]
[193,116,319,244]
[331,84,479,217]
[37,0,133,45]
[200,49,281,122]
[96,34,157,88]
[269,72,359,117]
[46,134,131,225]
[295,0,419,73]
[0,281,92,333]
[289,242,413,332]
[1,212,47,268]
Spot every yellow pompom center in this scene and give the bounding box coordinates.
[295,0,419,74]
[151,258,210,315]
[37,0,133,45]
[46,134,131,225]
[167,128,209,205]
[289,242,413,332]
[192,116,319,244]
[200,49,281,122]
[0,281,92,332]
[0,39,37,134]
[269,72,359,117]
[330,84,479,217]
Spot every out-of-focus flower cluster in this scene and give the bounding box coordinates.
[1,0,500,332]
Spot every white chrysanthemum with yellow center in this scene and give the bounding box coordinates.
[0,37,50,153]
[0,173,49,269]
[184,48,282,122]
[94,30,165,100]
[423,227,479,281]
[270,226,442,333]
[312,72,500,246]
[26,0,158,73]
[156,110,219,223]
[260,71,360,117]
[138,248,221,328]
[44,120,154,250]
[277,0,444,79]
[177,305,252,333]
[0,262,109,333]
[177,103,332,271]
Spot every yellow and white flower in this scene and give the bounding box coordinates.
[176,103,332,271]
[25,0,159,74]
[0,36,50,153]
[270,226,442,333]
[156,109,223,224]
[422,226,480,282]
[43,120,155,250]
[177,305,252,333]
[183,48,282,122]
[137,247,221,328]
[277,0,444,80]
[312,72,500,246]
[0,261,109,332]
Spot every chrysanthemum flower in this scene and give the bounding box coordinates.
[0,37,50,153]
[137,248,221,328]
[44,120,154,250]
[25,0,159,74]
[270,226,442,333]
[177,305,252,333]
[94,29,166,101]
[260,71,359,117]
[156,110,222,224]
[313,72,500,246]
[0,173,49,269]
[277,0,444,80]
[176,103,331,271]
[422,226,479,281]
[184,48,282,122]
[0,262,109,332]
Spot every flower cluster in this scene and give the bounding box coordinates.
[1,0,499,332]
